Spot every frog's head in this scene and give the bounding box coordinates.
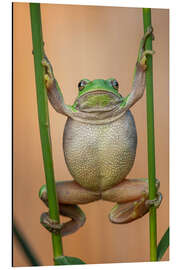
[73,79,123,112]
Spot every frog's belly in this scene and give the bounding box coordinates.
[63,110,137,192]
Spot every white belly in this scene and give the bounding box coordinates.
[63,110,137,192]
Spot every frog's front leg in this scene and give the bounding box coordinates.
[102,178,162,224]
[42,55,74,117]
[39,180,100,236]
[120,26,154,112]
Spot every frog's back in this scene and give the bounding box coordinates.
[63,110,137,192]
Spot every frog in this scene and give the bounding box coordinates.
[39,26,162,237]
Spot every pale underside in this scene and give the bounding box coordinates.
[63,110,137,192]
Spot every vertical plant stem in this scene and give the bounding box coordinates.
[143,8,157,261]
[29,3,63,263]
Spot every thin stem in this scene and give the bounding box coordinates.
[29,3,63,263]
[13,220,41,266]
[143,8,157,261]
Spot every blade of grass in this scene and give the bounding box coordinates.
[157,227,169,261]
[29,3,63,264]
[143,8,157,261]
[13,220,41,266]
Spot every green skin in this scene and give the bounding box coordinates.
[39,26,162,237]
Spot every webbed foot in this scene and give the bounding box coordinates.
[143,26,154,43]
[40,212,63,234]
[41,54,54,89]
[146,191,162,208]
[137,25,155,71]
[40,204,86,237]
[109,195,149,224]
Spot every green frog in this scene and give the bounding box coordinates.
[39,26,162,236]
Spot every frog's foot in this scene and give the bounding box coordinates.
[137,25,155,71]
[146,192,162,208]
[102,178,162,224]
[142,26,154,46]
[109,191,162,224]
[41,54,54,89]
[40,212,63,234]
[40,205,86,236]
[109,196,149,224]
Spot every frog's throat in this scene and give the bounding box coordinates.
[68,90,126,125]
[69,107,127,125]
[75,90,122,113]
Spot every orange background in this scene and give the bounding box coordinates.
[13,3,169,266]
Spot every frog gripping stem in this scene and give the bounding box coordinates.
[30,3,162,264]
[137,25,155,71]
[29,3,64,263]
[40,212,63,234]
[40,205,86,237]
[42,55,55,89]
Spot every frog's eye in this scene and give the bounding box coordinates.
[111,79,119,90]
[78,80,88,91]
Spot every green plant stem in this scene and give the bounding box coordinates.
[143,8,157,261]
[29,3,63,263]
[13,220,41,266]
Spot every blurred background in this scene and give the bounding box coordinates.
[13,3,169,266]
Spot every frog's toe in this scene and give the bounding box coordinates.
[145,192,163,208]
[155,178,160,189]
[41,56,51,72]
[143,25,154,42]
[145,25,153,37]
[139,50,155,71]
[109,196,149,224]
[41,55,54,82]
[40,212,63,234]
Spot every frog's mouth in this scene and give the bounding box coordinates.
[75,90,122,113]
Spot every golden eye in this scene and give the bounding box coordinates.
[111,79,119,90]
[78,80,88,91]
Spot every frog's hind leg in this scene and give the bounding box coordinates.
[39,180,100,236]
[102,178,162,224]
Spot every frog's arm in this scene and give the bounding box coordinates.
[120,62,146,110]
[42,55,75,117]
[119,26,154,112]
[41,56,104,122]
